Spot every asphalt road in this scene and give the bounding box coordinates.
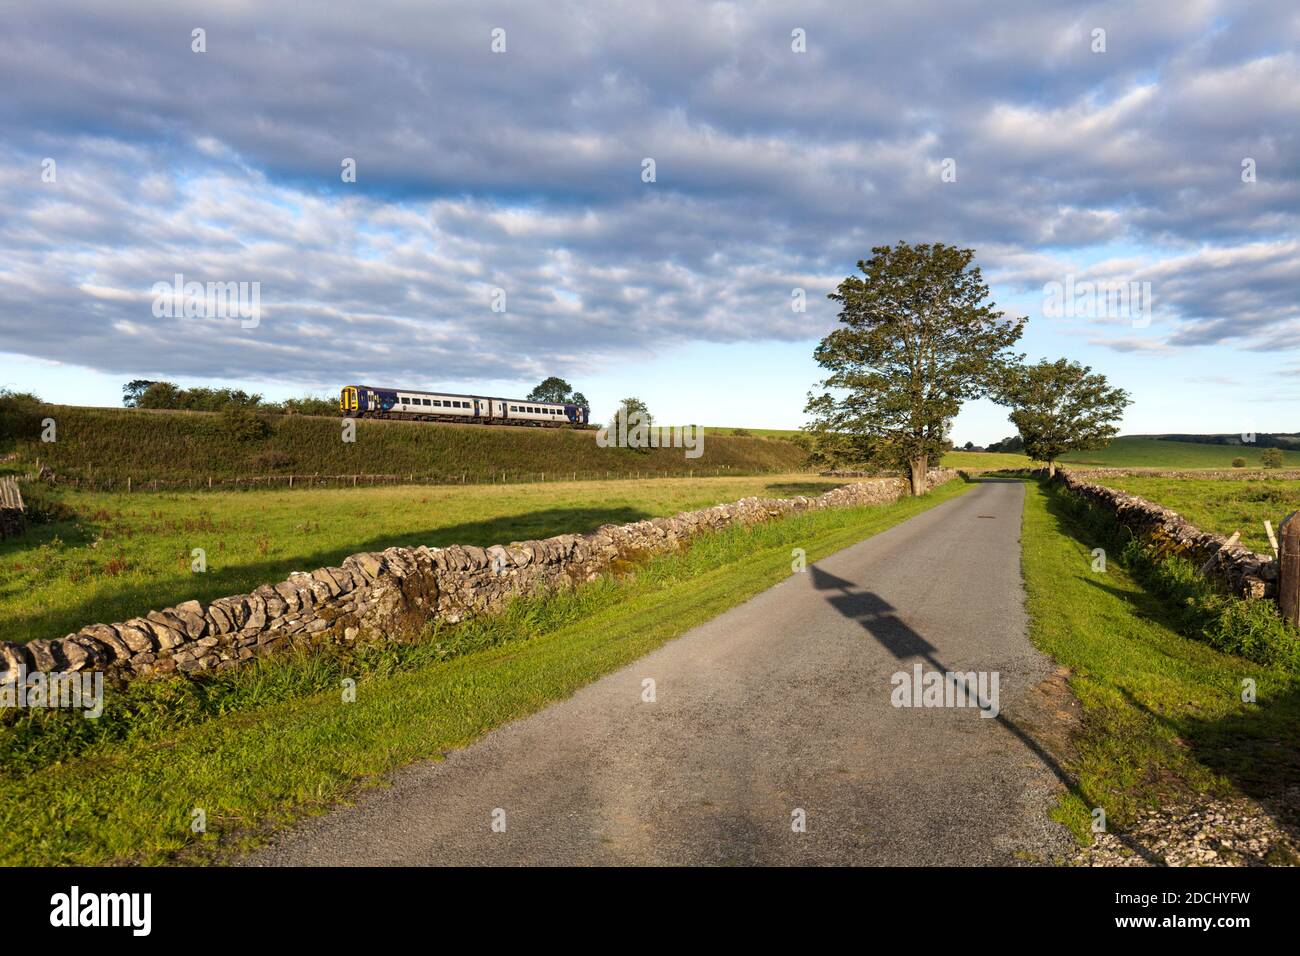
[246,479,1075,866]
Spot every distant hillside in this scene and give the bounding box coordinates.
[1060,435,1300,469]
[6,405,811,486]
[1149,432,1300,450]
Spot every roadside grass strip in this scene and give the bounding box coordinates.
[1020,479,1300,852]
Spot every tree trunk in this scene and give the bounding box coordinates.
[1047,459,1057,478]
[909,455,927,496]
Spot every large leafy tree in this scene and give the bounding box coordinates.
[806,242,1026,494]
[996,358,1131,476]
[527,376,575,403]
[526,377,589,411]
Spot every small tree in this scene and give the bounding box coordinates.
[1231,456,1247,468]
[996,358,1131,477]
[806,242,1025,494]
[1261,447,1284,469]
[611,396,651,428]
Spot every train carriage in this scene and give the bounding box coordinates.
[339,384,588,427]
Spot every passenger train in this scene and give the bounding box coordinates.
[339,384,589,427]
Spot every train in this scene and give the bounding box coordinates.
[339,384,589,427]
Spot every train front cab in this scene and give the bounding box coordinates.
[340,386,359,415]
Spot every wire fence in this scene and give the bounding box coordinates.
[25,465,825,494]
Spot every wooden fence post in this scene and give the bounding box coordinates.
[1279,511,1300,628]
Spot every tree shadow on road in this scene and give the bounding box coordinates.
[808,561,1163,864]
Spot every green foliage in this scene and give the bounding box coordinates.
[121,380,156,408]
[526,376,589,408]
[1261,447,1284,469]
[996,357,1130,470]
[276,395,337,416]
[218,405,271,443]
[610,396,652,428]
[986,434,1024,453]
[1232,457,1247,468]
[0,389,45,445]
[137,381,263,412]
[806,241,1025,488]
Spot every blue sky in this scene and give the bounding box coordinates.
[1,0,1297,444]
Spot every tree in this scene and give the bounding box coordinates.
[1261,447,1284,469]
[962,441,975,451]
[122,380,157,407]
[527,377,575,404]
[996,358,1130,477]
[571,391,589,409]
[806,242,1025,495]
[611,396,651,428]
[987,434,1024,454]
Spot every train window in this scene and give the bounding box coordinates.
[510,405,517,411]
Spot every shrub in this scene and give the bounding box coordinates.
[219,405,271,443]
[1232,456,1246,468]
[0,389,46,445]
[1261,447,1284,469]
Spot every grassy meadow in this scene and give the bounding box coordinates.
[1095,475,1300,554]
[0,479,971,865]
[1,473,851,645]
[1019,479,1300,854]
[1059,436,1300,469]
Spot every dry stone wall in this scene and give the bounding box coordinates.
[0,471,957,685]
[1053,469,1275,598]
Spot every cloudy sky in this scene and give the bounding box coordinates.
[1,0,1297,441]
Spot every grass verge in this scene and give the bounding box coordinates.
[0,478,969,865]
[1019,478,1300,853]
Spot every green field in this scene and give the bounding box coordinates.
[1059,436,1300,469]
[1094,475,1300,554]
[941,450,1037,470]
[0,479,970,865]
[1020,479,1300,854]
[1,473,850,645]
[6,405,808,486]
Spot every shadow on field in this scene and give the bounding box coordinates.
[762,481,847,497]
[9,506,650,645]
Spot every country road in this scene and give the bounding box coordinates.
[246,479,1077,866]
